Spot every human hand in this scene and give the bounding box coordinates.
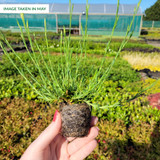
[20,110,99,160]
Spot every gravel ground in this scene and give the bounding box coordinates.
[147,40,160,48]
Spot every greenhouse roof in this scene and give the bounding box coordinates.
[49,3,142,15]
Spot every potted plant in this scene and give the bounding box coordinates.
[0,0,142,137]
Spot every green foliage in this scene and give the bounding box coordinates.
[1,28,155,57]
[0,53,140,102]
[1,1,160,159]
[87,120,160,160]
[0,98,159,160]
[0,31,59,44]
[42,40,154,56]
[144,0,160,21]
[91,80,160,123]
[0,98,57,160]
[142,78,160,95]
[0,79,38,101]
[0,0,142,107]
[140,28,160,39]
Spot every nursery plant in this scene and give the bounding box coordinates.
[0,0,143,137]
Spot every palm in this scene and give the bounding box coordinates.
[46,134,69,160]
[20,113,98,160]
[44,129,98,160]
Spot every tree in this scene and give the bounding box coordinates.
[143,0,160,21]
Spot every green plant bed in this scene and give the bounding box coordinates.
[91,80,160,123]
[0,53,140,82]
[0,98,57,160]
[71,35,144,43]
[140,28,160,40]
[0,79,38,101]
[0,31,60,44]
[1,77,159,124]
[1,30,155,57]
[1,0,157,141]
[45,40,155,56]
[87,119,160,160]
[0,97,159,160]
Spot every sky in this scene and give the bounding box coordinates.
[0,0,157,12]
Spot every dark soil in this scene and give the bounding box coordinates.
[123,47,160,53]
[146,39,160,42]
[60,102,91,137]
[0,42,31,61]
[142,38,160,48]
[137,69,160,80]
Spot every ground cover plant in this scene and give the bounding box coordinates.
[1,30,157,57]
[122,52,160,72]
[140,28,160,40]
[0,78,160,159]
[0,55,160,159]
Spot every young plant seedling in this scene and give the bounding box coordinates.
[0,0,145,137]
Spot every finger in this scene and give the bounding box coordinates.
[57,138,70,160]
[66,137,76,142]
[50,134,70,160]
[66,116,98,142]
[67,126,99,155]
[90,116,98,126]
[69,140,97,160]
[32,110,61,150]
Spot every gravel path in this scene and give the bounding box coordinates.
[147,40,160,48]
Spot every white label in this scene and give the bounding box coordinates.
[0,4,49,13]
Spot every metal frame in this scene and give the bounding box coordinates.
[79,14,81,35]
[38,12,143,16]
[139,15,143,36]
[55,13,58,33]
[54,13,143,36]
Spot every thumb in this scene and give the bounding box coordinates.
[33,110,61,150]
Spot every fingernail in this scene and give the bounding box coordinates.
[94,117,98,125]
[53,110,58,122]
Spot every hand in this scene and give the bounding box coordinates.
[20,110,99,160]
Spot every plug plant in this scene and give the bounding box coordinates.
[0,0,142,137]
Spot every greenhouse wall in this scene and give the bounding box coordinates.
[142,21,160,28]
[81,15,142,37]
[0,13,142,37]
[0,3,143,36]
[0,13,57,32]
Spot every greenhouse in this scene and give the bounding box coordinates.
[0,3,143,36]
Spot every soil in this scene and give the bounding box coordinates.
[138,69,160,80]
[123,37,160,53]
[141,37,160,48]
[60,102,91,137]
[0,43,31,61]
[123,47,160,53]
[145,38,160,48]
